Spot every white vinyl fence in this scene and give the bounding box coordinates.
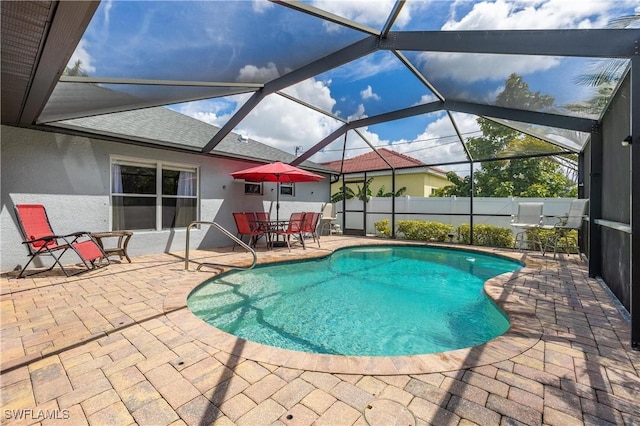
[337,197,578,236]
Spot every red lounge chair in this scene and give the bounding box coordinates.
[232,212,265,250]
[14,204,109,278]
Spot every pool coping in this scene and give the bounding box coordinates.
[164,244,543,375]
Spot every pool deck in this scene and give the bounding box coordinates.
[1,236,639,425]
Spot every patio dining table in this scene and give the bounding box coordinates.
[254,219,290,248]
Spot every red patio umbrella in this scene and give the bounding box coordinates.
[231,161,324,221]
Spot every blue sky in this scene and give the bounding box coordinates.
[69,0,640,172]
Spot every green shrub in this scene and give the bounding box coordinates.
[397,220,453,242]
[456,224,514,248]
[551,229,579,253]
[374,219,392,238]
[527,228,579,253]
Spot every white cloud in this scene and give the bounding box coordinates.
[414,93,439,106]
[443,0,623,31]
[236,62,280,83]
[67,39,96,74]
[314,112,482,167]
[311,0,409,30]
[176,96,249,128]
[305,127,379,164]
[252,0,274,14]
[388,112,480,166]
[237,78,343,154]
[281,78,336,113]
[418,52,561,83]
[420,0,632,84]
[238,97,343,154]
[102,0,113,28]
[334,52,401,82]
[176,75,342,156]
[347,104,367,121]
[361,86,381,101]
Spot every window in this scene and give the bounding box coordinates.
[244,183,263,195]
[111,159,198,231]
[280,183,294,196]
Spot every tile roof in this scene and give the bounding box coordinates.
[322,148,438,174]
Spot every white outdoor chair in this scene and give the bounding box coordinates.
[544,199,589,258]
[511,202,544,253]
[319,203,337,236]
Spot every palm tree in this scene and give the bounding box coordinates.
[572,15,639,88]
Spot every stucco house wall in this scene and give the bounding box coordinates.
[1,125,330,273]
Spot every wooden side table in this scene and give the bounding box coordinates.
[90,231,133,263]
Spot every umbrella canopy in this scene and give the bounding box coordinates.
[231,162,324,221]
[231,161,324,183]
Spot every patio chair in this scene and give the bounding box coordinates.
[276,212,305,251]
[544,199,589,258]
[14,204,109,278]
[255,211,270,222]
[301,212,321,248]
[232,212,265,250]
[511,202,544,253]
[319,203,337,236]
[245,211,258,233]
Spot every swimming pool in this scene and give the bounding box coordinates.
[187,245,522,356]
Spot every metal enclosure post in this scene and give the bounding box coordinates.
[392,169,396,239]
[588,129,603,278]
[469,162,475,246]
[363,172,368,235]
[578,152,586,254]
[341,174,346,233]
[631,56,639,350]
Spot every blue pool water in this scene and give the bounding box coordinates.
[187,245,522,356]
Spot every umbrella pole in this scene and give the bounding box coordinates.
[271,181,287,247]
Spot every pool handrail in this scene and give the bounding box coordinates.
[185,221,257,271]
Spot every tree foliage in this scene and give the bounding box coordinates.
[63,60,88,77]
[331,178,407,202]
[571,14,639,89]
[433,73,577,198]
[375,185,407,198]
[331,178,373,203]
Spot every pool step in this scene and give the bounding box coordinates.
[348,247,393,260]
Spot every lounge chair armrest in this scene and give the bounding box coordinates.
[67,231,92,237]
[22,235,58,244]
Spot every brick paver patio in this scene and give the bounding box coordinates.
[1,236,639,425]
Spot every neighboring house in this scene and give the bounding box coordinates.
[1,105,332,272]
[322,148,450,199]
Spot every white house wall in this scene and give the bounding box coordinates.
[0,125,330,273]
